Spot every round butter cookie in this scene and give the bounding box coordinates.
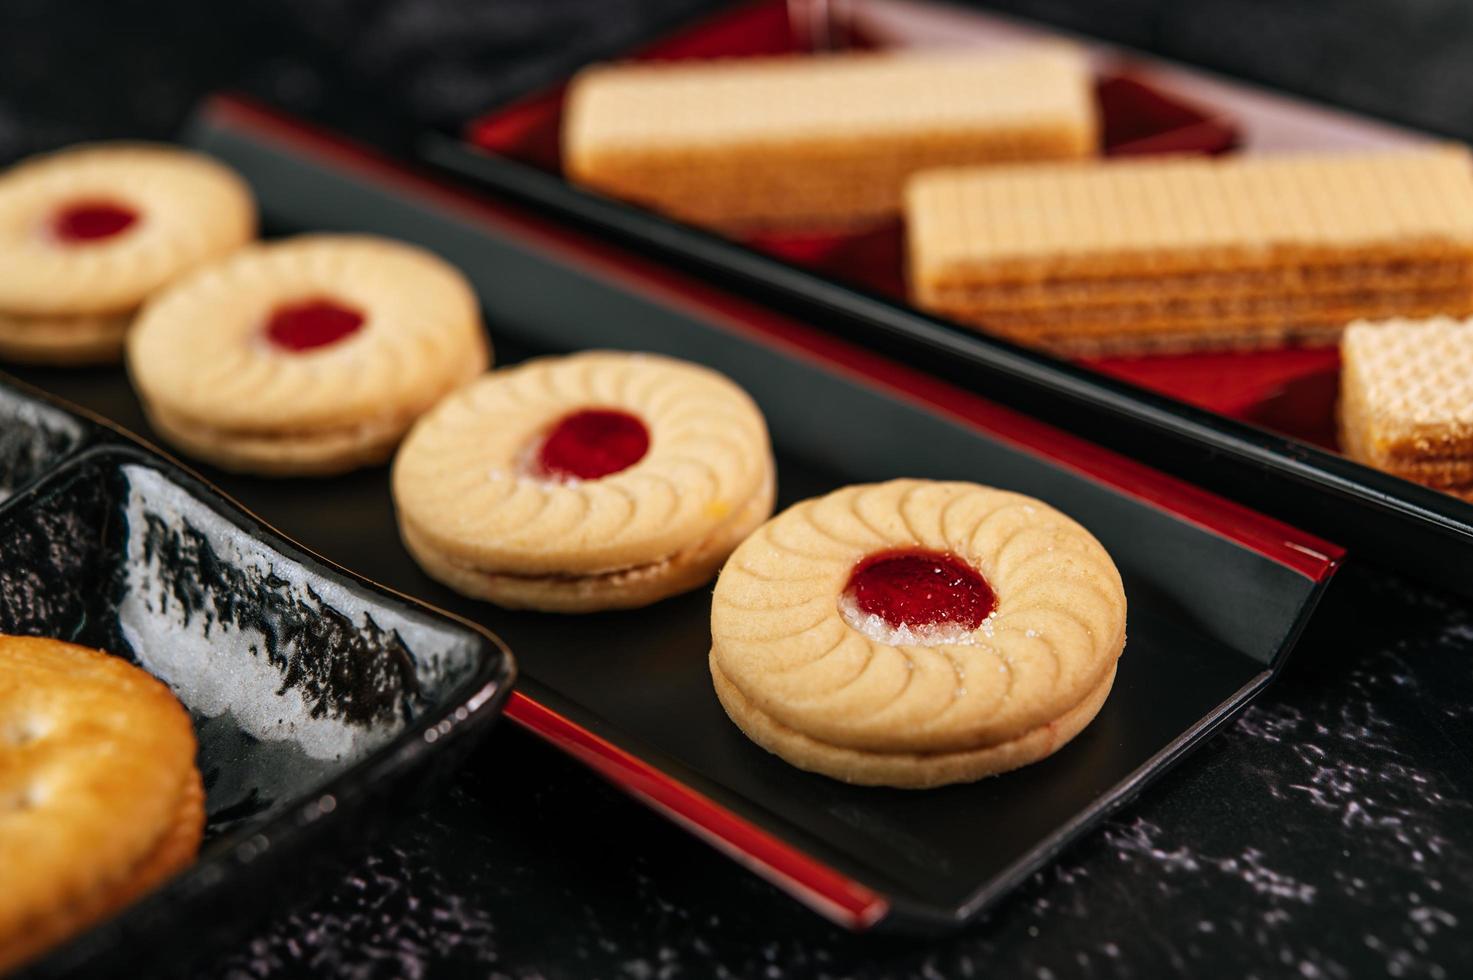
[127,234,491,476]
[392,350,776,612]
[710,480,1126,788]
[0,142,255,364]
[0,635,204,973]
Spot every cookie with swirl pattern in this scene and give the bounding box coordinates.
[710,479,1126,788]
[392,350,775,612]
[0,143,256,364]
[0,635,204,973]
[127,234,491,476]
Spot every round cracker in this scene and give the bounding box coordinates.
[0,635,201,968]
[0,769,204,973]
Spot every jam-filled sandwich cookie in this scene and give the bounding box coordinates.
[710,480,1126,788]
[127,234,490,476]
[0,635,204,973]
[393,351,776,612]
[0,143,255,364]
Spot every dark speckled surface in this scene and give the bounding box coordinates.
[6,1,1473,976]
[198,565,1473,980]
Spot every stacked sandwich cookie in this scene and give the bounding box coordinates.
[127,235,490,476]
[906,148,1473,355]
[1340,316,1473,499]
[392,351,776,612]
[565,46,1097,231]
[709,480,1126,788]
[0,143,255,364]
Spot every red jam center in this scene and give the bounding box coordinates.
[845,549,995,631]
[52,201,138,243]
[264,299,365,352]
[536,409,650,481]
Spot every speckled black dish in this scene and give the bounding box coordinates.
[0,442,515,978]
[0,377,102,504]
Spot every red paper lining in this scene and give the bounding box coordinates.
[465,0,1344,442]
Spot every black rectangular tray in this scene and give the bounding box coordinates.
[5,96,1340,935]
[417,3,1473,599]
[0,391,515,978]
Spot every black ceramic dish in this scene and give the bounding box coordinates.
[0,377,103,504]
[418,4,1473,600]
[7,97,1341,934]
[0,433,515,978]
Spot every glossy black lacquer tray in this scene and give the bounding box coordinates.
[0,386,515,978]
[7,97,1341,935]
[419,0,1473,599]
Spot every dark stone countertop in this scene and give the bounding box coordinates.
[4,1,1473,977]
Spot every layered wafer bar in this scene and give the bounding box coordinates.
[906,149,1473,355]
[563,46,1097,231]
[1340,316,1473,499]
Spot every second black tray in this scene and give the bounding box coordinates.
[419,2,1473,598]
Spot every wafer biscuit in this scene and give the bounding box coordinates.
[907,149,1473,355]
[0,635,203,972]
[565,46,1096,231]
[1339,316,1473,498]
[392,351,775,612]
[0,143,255,364]
[127,235,490,476]
[710,480,1126,788]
